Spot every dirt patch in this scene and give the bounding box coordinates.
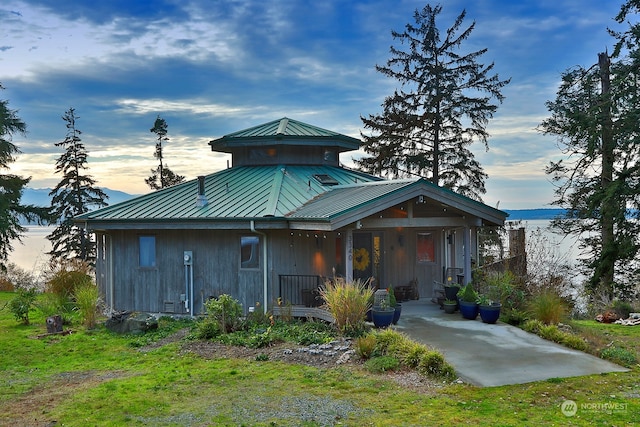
[179,337,445,395]
[0,370,130,427]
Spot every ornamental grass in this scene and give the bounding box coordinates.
[319,278,373,337]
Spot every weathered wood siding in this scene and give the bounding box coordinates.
[96,226,447,315]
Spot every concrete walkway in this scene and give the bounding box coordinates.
[394,299,628,387]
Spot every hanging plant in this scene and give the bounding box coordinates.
[353,247,370,271]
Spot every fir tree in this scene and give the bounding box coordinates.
[0,83,50,270]
[47,108,108,263]
[358,4,510,201]
[540,1,640,300]
[145,115,185,190]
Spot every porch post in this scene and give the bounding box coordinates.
[463,226,472,285]
[345,229,353,282]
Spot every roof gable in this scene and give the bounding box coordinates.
[287,178,507,228]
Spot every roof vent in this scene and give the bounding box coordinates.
[196,176,208,207]
[313,174,339,186]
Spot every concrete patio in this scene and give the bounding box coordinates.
[393,299,629,387]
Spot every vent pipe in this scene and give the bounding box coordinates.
[196,176,208,207]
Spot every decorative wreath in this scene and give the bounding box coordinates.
[353,247,370,271]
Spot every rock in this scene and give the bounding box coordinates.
[595,311,619,323]
[105,311,158,334]
[558,323,573,333]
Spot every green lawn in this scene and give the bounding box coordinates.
[1,291,638,426]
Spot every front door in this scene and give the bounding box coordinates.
[353,231,384,288]
[415,230,439,300]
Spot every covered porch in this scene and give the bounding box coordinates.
[274,179,505,310]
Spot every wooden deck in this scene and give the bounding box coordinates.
[271,305,335,323]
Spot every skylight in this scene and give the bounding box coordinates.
[313,174,339,185]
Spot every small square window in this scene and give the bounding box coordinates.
[139,235,156,267]
[240,236,259,269]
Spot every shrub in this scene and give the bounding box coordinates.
[401,343,428,369]
[561,334,588,352]
[45,260,93,309]
[355,334,377,359]
[611,300,632,319]
[538,324,564,342]
[501,307,528,326]
[481,270,527,311]
[0,276,14,291]
[528,289,567,324]
[243,302,270,328]
[292,321,334,345]
[601,346,637,367]
[8,287,38,325]
[522,319,544,334]
[457,283,479,303]
[363,329,456,381]
[202,294,243,334]
[365,355,400,373]
[0,263,39,292]
[74,282,101,329]
[522,319,587,351]
[247,326,278,348]
[34,292,75,325]
[318,278,373,337]
[418,351,457,381]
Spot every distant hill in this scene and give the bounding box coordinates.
[503,209,565,220]
[21,187,139,208]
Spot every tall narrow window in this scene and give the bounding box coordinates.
[139,235,156,267]
[240,236,260,269]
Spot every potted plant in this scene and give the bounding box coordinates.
[444,281,460,309]
[371,290,395,328]
[443,299,457,314]
[457,283,480,320]
[388,287,402,325]
[478,294,502,324]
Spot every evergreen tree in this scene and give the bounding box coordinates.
[357,4,510,201]
[539,2,640,300]
[47,108,108,263]
[0,84,50,270]
[145,115,185,190]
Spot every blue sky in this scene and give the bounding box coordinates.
[0,0,630,209]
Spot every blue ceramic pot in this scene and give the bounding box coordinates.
[372,308,395,328]
[479,303,502,324]
[392,304,402,324]
[459,300,479,320]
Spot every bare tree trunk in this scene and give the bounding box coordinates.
[598,52,615,299]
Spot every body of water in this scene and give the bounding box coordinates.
[9,225,55,272]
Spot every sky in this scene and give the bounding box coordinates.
[0,0,632,209]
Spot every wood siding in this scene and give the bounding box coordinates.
[95,226,459,315]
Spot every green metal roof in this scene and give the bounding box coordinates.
[209,117,361,153]
[76,165,382,222]
[77,118,506,229]
[288,178,507,227]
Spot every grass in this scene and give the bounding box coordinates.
[1,291,639,426]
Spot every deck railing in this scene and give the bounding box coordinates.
[278,274,323,307]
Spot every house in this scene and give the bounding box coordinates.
[76,117,507,316]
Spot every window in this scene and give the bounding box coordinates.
[240,236,260,269]
[139,235,156,267]
[416,232,435,263]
